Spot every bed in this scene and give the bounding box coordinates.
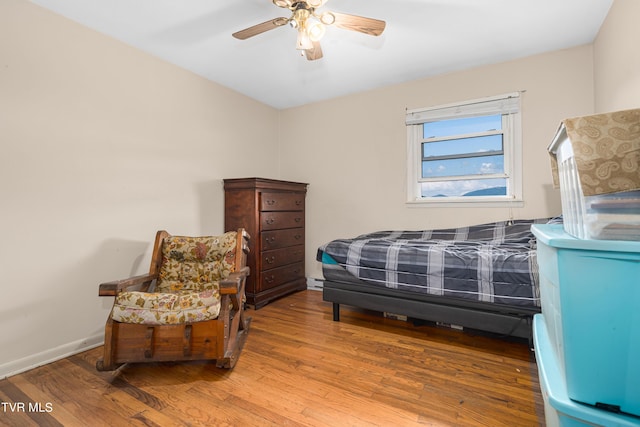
[317,217,562,341]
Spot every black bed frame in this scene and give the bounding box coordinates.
[322,280,539,343]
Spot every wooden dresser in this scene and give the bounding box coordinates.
[223,178,308,308]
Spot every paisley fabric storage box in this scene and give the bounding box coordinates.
[548,109,640,240]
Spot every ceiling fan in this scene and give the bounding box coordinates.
[232,0,386,61]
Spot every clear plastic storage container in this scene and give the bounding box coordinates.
[549,124,640,240]
[549,109,640,241]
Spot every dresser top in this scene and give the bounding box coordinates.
[223,177,308,192]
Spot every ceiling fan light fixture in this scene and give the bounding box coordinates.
[307,21,326,42]
[307,0,328,7]
[296,29,313,50]
[318,11,335,25]
[272,0,292,8]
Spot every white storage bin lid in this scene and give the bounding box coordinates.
[532,223,640,252]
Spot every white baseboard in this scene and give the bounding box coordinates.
[0,333,104,379]
[2,280,326,379]
[306,277,323,291]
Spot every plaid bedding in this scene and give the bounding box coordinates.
[317,218,561,308]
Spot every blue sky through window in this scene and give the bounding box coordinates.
[421,114,506,197]
[423,114,501,139]
[422,154,504,178]
[421,178,507,197]
[422,134,503,158]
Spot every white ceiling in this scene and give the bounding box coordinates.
[29,0,613,110]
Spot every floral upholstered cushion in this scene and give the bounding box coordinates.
[111,288,220,325]
[156,231,237,293]
[110,231,237,325]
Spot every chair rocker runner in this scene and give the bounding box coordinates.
[96,229,251,371]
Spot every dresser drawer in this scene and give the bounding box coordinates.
[259,262,304,291]
[260,192,305,212]
[262,245,304,270]
[261,228,304,250]
[261,211,304,230]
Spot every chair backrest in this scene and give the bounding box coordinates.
[155,231,238,293]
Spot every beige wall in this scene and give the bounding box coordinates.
[594,0,640,112]
[2,0,631,377]
[0,0,279,377]
[280,46,595,279]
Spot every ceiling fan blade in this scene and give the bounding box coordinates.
[305,41,323,61]
[331,12,386,36]
[232,17,289,40]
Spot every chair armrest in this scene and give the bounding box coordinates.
[220,266,250,295]
[98,273,157,297]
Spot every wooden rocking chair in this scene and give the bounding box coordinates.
[96,229,250,371]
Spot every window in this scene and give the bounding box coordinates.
[406,93,523,206]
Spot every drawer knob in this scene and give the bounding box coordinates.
[294,234,302,240]
[266,237,276,243]
[265,256,276,264]
[266,199,276,206]
[295,217,302,223]
[266,218,275,225]
[295,200,302,206]
[265,275,275,284]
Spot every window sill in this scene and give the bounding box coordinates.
[406,198,524,208]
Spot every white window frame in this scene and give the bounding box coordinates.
[406,93,523,207]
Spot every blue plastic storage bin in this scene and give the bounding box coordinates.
[533,315,640,426]
[532,224,640,417]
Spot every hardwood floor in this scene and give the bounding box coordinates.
[0,290,544,426]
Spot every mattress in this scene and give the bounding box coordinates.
[317,218,561,309]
